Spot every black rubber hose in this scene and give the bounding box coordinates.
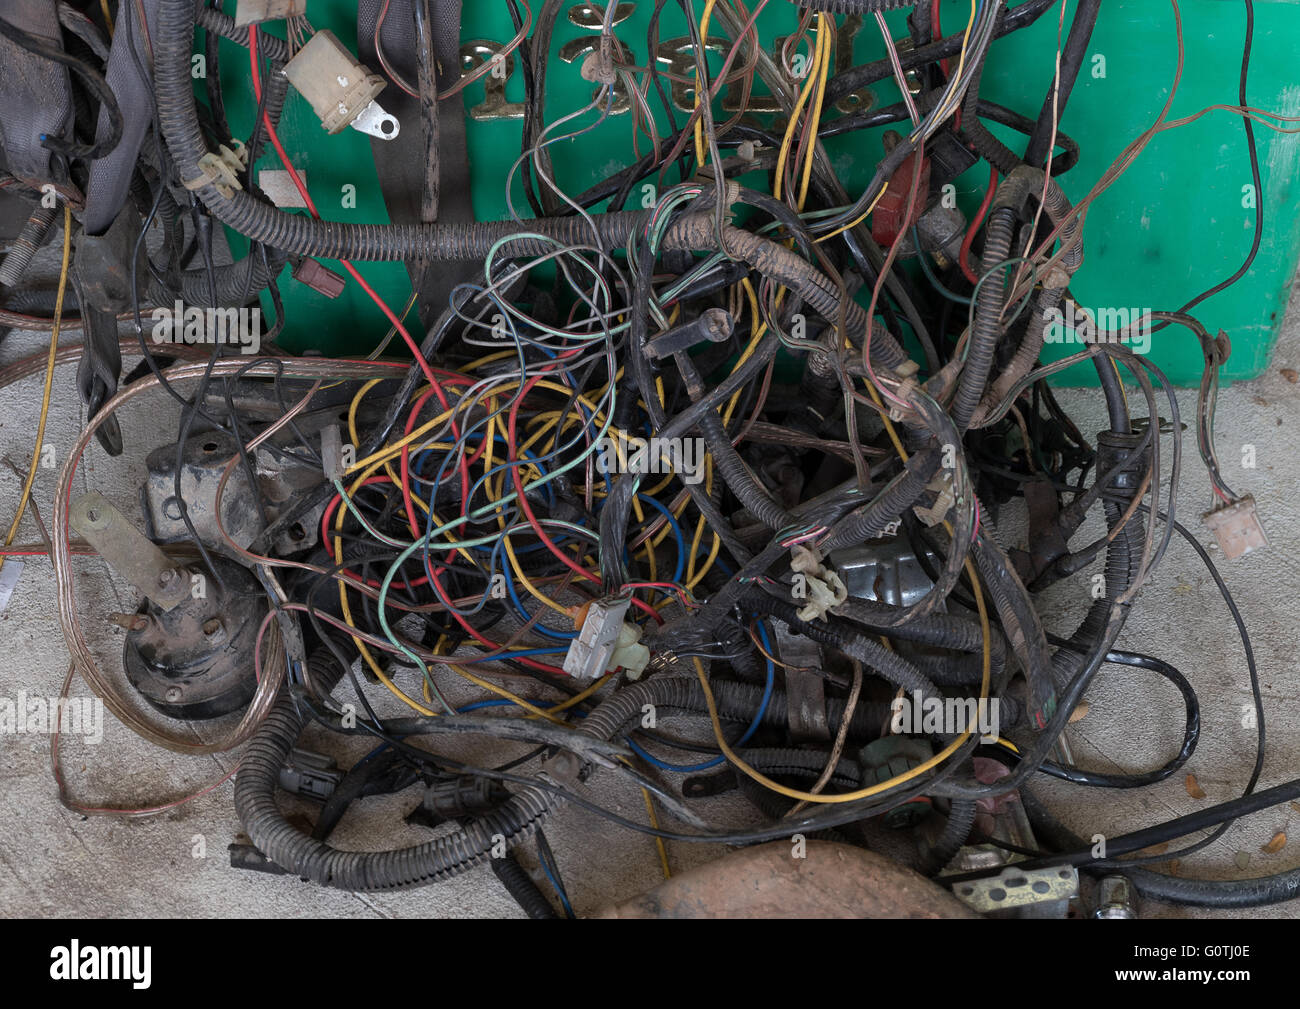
[739,747,861,788]
[833,600,998,657]
[146,248,286,308]
[1094,354,1132,433]
[834,600,1012,689]
[1022,0,1102,168]
[631,676,896,742]
[919,798,977,876]
[818,450,941,553]
[970,167,1084,426]
[970,512,1056,724]
[677,354,794,532]
[1044,432,1146,699]
[908,649,1008,689]
[490,854,559,919]
[1020,787,1300,910]
[0,287,81,315]
[959,55,1024,177]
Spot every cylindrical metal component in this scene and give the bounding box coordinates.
[1093,874,1138,919]
[0,203,58,287]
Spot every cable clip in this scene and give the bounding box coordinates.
[183,140,248,199]
[886,360,921,423]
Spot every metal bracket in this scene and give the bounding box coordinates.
[351,100,401,140]
[69,493,190,611]
[950,864,1078,918]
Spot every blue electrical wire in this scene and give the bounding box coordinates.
[624,619,776,773]
[537,844,576,919]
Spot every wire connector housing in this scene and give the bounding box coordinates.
[790,544,848,622]
[235,0,307,27]
[1202,495,1267,559]
[283,30,398,139]
[564,596,648,681]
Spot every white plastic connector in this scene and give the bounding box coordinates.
[790,544,847,622]
[320,423,344,482]
[564,596,631,681]
[1202,495,1268,559]
[282,30,399,139]
[607,623,651,680]
[235,0,306,27]
[913,471,955,527]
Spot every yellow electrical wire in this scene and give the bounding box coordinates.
[815,184,891,245]
[502,533,571,616]
[641,786,673,879]
[692,0,720,170]
[795,15,834,211]
[0,203,71,578]
[773,13,827,205]
[817,0,978,244]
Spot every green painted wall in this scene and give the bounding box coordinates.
[216,0,1300,383]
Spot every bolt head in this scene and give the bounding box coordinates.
[165,686,183,703]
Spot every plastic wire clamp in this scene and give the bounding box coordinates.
[183,141,248,199]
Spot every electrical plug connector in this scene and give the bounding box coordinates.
[283,30,400,140]
[563,596,648,681]
[235,0,306,27]
[1202,495,1268,559]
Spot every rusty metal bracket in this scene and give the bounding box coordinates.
[70,492,190,610]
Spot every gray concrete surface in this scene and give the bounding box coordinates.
[1,265,1298,919]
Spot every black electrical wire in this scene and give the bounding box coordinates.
[1004,648,1200,789]
[0,11,124,160]
[46,0,1284,911]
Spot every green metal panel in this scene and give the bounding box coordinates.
[215,0,1300,383]
[976,0,1300,385]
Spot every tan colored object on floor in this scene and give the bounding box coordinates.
[597,841,978,919]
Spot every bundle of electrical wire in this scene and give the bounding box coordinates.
[5,0,1300,912]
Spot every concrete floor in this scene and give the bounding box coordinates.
[1,269,1298,919]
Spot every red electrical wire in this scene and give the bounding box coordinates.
[960,165,998,285]
[933,0,950,78]
[246,27,475,533]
